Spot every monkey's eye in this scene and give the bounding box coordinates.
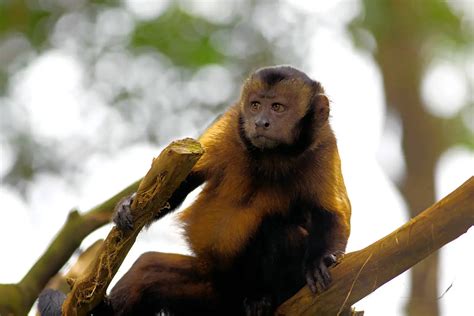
[250,101,261,112]
[271,103,285,112]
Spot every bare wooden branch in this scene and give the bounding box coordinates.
[0,181,140,316]
[62,138,203,316]
[276,176,474,315]
[38,240,105,299]
[0,140,470,316]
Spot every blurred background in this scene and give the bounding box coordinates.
[0,0,472,315]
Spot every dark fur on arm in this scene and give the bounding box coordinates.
[166,171,205,210]
[304,207,344,293]
[114,171,205,230]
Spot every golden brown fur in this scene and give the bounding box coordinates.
[180,104,350,267]
[181,70,350,268]
[104,65,351,316]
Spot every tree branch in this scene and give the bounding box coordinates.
[0,138,203,316]
[0,181,140,316]
[0,145,471,316]
[276,176,474,315]
[61,138,203,316]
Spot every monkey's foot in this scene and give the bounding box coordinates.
[113,193,136,231]
[305,251,343,294]
[243,296,273,316]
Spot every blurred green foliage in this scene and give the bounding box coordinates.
[0,1,51,47]
[355,0,470,45]
[0,0,306,192]
[131,7,227,68]
[350,0,473,149]
[349,3,473,313]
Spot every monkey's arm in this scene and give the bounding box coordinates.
[166,171,206,210]
[304,208,349,294]
[114,171,205,231]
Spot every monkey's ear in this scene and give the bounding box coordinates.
[314,93,330,123]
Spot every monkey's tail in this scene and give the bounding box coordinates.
[37,289,65,316]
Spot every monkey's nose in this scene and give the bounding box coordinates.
[255,118,270,129]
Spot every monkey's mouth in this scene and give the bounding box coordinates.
[251,135,279,149]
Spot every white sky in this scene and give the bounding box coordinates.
[0,1,473,315]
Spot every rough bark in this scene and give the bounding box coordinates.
[0,143,470,316]
[0,138,202,316]
[45,240,105,295]
[0,182,139,316]
[276,177,473,315]
[62,138,203,316]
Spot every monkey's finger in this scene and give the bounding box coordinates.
[311,264,332,293]
[244,298,260,316]
[313,269,326,293]
[319,262,332,286]
[243,299,251,316]
[262,297,272,316]
[305,270,317,294]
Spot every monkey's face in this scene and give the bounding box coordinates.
[240,86,308,150]
[239,69,330,155]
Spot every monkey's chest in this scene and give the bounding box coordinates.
[179,191,291,265]
[180,202,262,263]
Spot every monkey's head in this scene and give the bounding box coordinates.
[238,66,330,156]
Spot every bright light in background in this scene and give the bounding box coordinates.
[252,3,293,41]
[377,111,406,183]
[0,136,15,178]
[288,0,355,16]
[188,65,233,105]
[95,7,134,46]
[436,146,474,200]
[12,51,84,140]
[123,0,170,20]
[287,0,360,25]
[421,61,469,118]
[447,0,474,28]
[180,0,239,24]
[308,27,385,154]
[0,187,32,282]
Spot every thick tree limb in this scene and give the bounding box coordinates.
[0,143,471,316]
[0,138,202,316]
[45,240,105,295]
[61,138,203,316]
[0,181,140,316]
[276,176,474,315]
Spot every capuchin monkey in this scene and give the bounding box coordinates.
[38,65,351,316]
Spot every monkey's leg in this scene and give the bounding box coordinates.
[107,252,221,316]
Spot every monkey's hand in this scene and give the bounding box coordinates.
[113,193,136,231]
[304,251,344,294]
[38,288,66,316]
[243,296,273,316]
